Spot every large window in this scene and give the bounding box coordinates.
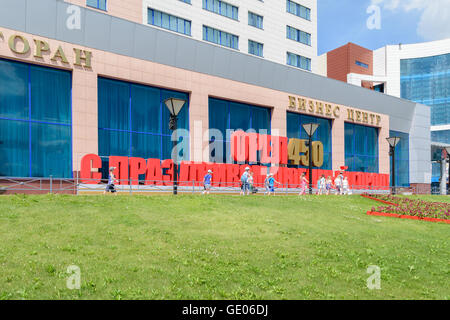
[287,52,311,71]
[208,98,271,163]
[248,40,263,57]
[345,123,379,173]
[148,8,191,36]
[286,112,332,170]
[0,59,72,178]
[401,53,450,128]
[248,12,263,29]
[286,26,311,46]
[98,78,189,164]
[86,0,107,11]
[203,0,238,20]
[389,130,409,187]
[286,0,311,21]
[203,26,239,50]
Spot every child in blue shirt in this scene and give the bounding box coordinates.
[202,170,213,195]
[267,173,278,196]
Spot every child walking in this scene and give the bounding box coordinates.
[202,170,213,195]
[317,174,326,195]
[299,172,308,195]
[267,173,278,196]
[326,176,332,195]
[104,167,118,195]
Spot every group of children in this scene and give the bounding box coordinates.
[104,165,350,196]
[203,168,351,196]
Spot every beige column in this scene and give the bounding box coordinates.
[189,90,209,162]
[332,118,345,171]
[378,117,390,175]
[72,69,98,172]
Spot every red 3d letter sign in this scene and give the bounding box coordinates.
[230,131,288,165]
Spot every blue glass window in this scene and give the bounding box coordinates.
[86,0,107,11]
[356,61,369,69]
[203,0,239,20]
[401,53,450,128]
[98,77,189,162]
[286,112,332,170]
[286,26,311,46]
[179,0,191,3]
[0,59,72,178]
[248,12,263,29]
[148,8,191,36]
[208,98,271,163]
[345,122,379,173]
[203,25,239,50]
[287,52,311,71]
[431,130,450,144]
[248,40,263,57]
[389,130,409,187]
[286,0,311,21]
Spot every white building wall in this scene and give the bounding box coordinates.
[316,53,327,76]
[142,0,317,72]
[381,38,450,98]
[373,46,386,77]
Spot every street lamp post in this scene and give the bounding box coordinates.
[164,98,186,195]
[302,123,320,195]
[445,147,450,193]
[386,137,401,195]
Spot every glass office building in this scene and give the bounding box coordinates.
[401,53,450,183]
[0,0,431,193]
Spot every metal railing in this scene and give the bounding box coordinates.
[0,176,433,195]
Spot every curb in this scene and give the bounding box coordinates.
[367,211,450,224]
[361,194,398,206]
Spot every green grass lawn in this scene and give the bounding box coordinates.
[0,194,448,300]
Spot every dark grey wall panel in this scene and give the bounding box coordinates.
[258,61,276,89]
[211,46,231,79]
[0,0,26,32]
[175,36,196,70]
[83,9,111,51]
[133,24,156,61]
[154,30,178,67]
[193,41,214,75]
[109,18,135,56]
[243,56,262,85]
[26,0,57,38]
[227,51,246,83]
[56,1,85,44]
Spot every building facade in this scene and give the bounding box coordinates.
[321,39,450,186]
[64,0,318,73]
[0,0,430,192]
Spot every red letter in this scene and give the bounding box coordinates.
[146,159,162,185]
[80,154,102,184]
[129,157,147,185]
[109,156,129,185]
[161,159,174,186]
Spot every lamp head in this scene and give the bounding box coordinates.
[164,98,186,117]
[302,123,320,137]
[386,137,401,148]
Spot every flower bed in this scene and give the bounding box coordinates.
[363,194,450,223]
